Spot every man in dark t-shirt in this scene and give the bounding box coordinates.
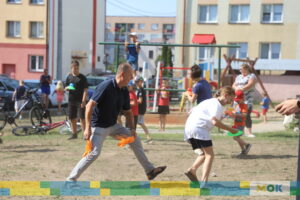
[40,68,51,109]
[65,60,88,139]
[135,76,152,143]
[66,63,166,181]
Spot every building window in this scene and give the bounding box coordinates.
[163,24,174,33]
[137,34,145,41]
[7,21,21,37]
[228,42,248,58]
[105,23,111,29]
[151,24,159,30]
[30,0,44,4]
[198,5,218,23]
[262,4,283,23]
[30,22,43,38]
[138,23,145,30]
[150,34,160,40]
[7,0,21,3]
[29,55,44,71]
[149,50,154,59]
[260,43,281,59]
[199,47,214,60]
[230,5,250,23]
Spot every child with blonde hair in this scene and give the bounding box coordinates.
[52,81,64,113]
[184,86,239,187]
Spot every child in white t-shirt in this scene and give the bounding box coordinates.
[184,86,238,187]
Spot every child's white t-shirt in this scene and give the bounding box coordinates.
[184,98,223,141]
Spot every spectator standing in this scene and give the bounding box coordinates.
[12,80,26,119]
[52,80,65,114]
[158,79,170,132]
[232,64,257,137]
[135,76,152,143]
[40,68,52,109]
[65,60,88,140]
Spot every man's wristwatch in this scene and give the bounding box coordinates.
[297,98,300,108]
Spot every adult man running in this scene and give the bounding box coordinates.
[66,63,166,181]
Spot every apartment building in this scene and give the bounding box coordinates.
[105,16,175,77]
[175,0,300,101]
[48,0,105,79]
[0,0,47,80]
[0,0,105,81]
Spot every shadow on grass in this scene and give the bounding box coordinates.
[11,149,57,153]
[259,134,299,138]
[234,154,297,159]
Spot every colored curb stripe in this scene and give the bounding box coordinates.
[0,181,296,196]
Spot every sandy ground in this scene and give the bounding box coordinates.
[0,112,298,200]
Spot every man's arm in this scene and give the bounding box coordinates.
[125,42,129,52]
[137,97,143,104]
[81,88,88,108]
[186,93,197,103]
[135,42,140,53]
[123,109,137,138]
[275,99,300,115]
[241,77,256,91]
[84,100,96,140]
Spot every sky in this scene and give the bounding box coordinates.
[106,0,177,17]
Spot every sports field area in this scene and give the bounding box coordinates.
[0,111,298,200]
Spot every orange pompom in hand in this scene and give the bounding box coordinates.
[82,140,93,157]
[116,136,135,147]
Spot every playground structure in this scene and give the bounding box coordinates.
[99,42,239,112]
[221,55,274,108]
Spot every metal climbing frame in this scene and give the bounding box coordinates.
[98,42,239,88]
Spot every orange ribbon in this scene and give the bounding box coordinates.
[82,140,93,157]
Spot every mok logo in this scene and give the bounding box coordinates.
[250,181,290,196]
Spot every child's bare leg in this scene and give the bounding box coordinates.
[162,115,166,131]
[140,123,151,139]
[187,154,205,176]
[233,136,247,150]
[263,115,267,123]
[201,146,214,182]
[159,115,163,130]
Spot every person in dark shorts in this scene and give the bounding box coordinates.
[40,68,52,109]
[158,79,170,131]
[184,86,238,187]
[135,76,152,143]
[65,60,88,140]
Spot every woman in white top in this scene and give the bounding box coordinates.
[232,64,257,137]
[184,86,238,186]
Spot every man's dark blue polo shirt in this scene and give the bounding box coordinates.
[91,79,130,128]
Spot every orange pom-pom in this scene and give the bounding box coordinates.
[82,140,93,157]
[117,136,135,147]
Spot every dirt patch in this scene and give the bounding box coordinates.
[0,126,297,200]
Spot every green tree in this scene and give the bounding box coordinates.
[156,46,173,77]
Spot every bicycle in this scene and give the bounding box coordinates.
[0,88,52,131]
[12,111,81,136]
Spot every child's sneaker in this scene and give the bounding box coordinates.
[144,139,153,144]
[244,144,252,155]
